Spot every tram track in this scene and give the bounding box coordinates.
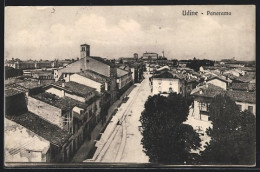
[93,78,147,162]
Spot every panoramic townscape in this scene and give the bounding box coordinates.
[4,6,255,166]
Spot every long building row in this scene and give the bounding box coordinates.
[5,44,143,162]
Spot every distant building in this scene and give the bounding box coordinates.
[5,59,58,70]
[142,52,158,60]
[134,53,138,59]
[116,68,133,97]
[118,57,137,64]
[126,62,144,83]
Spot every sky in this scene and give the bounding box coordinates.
[5,5,255,61]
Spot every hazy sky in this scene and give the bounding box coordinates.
[5,5,255,61]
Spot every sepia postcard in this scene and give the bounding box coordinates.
[4,5,256,168]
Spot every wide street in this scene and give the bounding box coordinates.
[85,72,151,163]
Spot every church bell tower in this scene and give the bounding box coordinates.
[80,44,90,58]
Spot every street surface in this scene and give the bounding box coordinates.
[184,108,212,153]
[85,73,151,163]
[84,72,211,163]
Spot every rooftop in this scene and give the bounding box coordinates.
[5,88,23,97]
[16,80,42,89]
[191,83,256,104]
[53,81,96,97]
[89,56,115,67]
[5,111,71,147]
[207,75,231,83]
[230,83,255,92]
[31,92,87,112]
[77,70,110,84]
[191,83,224,98]
[227,90,256,104]
[117,68,129,77]
[234,73,255,83]
[153,71,181,79]
[5,78,24,86]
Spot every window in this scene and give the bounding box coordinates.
[248,106,253,113]
[158,86,162,93]
[158,79,162,85]
[199,102,210,112]
[169,87,173,93]
[237,105,242,111]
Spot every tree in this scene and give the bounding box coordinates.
[200,94,256,165]
[140,93,201,164]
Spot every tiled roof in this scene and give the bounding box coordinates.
[5,78,24,86]
[16,81,41,89]
[11,80,54,92]
[31,92,87,112]
[89,56,115,67]
[238,67,255,72]
[230,83,255,91]
[77,70,110,84]
[227,90,256,104]
[230,83,248,91]
[191,84,256,103]
[207,75,231,83]
[191,83,224,98]
[5,88,23,97]
[53,81,96,96]
[234,73,255,83]
[117,68,129,77]
[248,83,256,91]
[5,112,71,147]
[223,73,238,80]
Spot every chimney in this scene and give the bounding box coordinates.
[61,79,65,87]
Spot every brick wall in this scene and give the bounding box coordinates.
[27,96,64,129]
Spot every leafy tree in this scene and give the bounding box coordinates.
[200,94,256,165]
[185,59,215,72]
[140,93,201,164]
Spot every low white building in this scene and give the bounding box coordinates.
[151,71,184,95]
